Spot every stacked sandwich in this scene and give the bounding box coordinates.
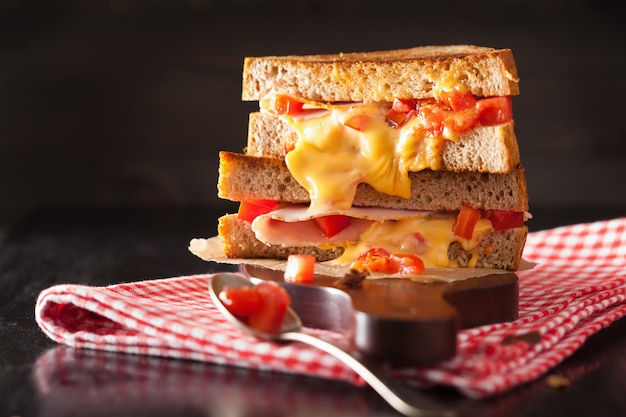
[210,45,529,274]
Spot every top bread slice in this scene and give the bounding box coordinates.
[242,45,519,103]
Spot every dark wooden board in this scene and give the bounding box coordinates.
[242,264,518,367]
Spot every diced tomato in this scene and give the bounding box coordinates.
[385,108,407,126]
[476,96,513,125]
[485,210,524,231]
[272,95,305,115]
[386,97,417,126]
[392,98,417,113]
[394,254,425,275]
[313,215,351,238]
[439,90,477,112]
[219,280,292,333]
[248,281,291,333]
[420,105,448,137]
[453,205,481,239]
[386,108,418,127]
[344,114,371,131]
[284,254,316,283]
[442,108,480,134]
[351,248,425,276]
[352,248,393,273]
[237,199,278,223]
[219,285,264,318]
[404,109,418,122]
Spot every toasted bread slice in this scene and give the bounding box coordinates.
[218,151,529,212]
[218,214,528,270]
[218,214,346,262]
[247,112,520,174]
[242,45,519,102]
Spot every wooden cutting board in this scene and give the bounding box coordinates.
[242,264,518,367]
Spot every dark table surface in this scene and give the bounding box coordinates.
[2,207,626,417]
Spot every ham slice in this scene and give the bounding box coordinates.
[251,205,433,247]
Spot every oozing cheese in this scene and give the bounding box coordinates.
[250,204,494,270]
[278,105,454,212]
[288,106,389,210]
[258,71,480,212]
[332,216,493,268]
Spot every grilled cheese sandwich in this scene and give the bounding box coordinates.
[192,45,530,275]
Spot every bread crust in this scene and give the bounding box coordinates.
[218,214,345,262]
[218,214,527,270]
[247,112,521,174]
[242,45,519,102]
[218,151,529,212]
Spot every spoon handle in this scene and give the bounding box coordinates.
[281,331,455,417]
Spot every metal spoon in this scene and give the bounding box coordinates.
[209,272,455,417]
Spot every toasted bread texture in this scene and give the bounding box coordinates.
[247,112,520,174]
[218,214,528,270]
[242,45,519,102]
[218,214,345,262]
[218,151,529,212]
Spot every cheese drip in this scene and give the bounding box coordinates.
[277,104,448,212]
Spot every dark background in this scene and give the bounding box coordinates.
[1,4,626,416]
[1,0,625,230]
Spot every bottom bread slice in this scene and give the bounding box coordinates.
[218,214,528,271]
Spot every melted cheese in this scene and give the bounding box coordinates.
[250,203,494,269]
[332,216,493,268]
[287,106,399,210]
[260,76,468,212]
[278,104,457,212]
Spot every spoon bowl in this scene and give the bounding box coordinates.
[209,272,455,417]
[209,272,302,336]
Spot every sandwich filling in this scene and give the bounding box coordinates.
[250,205,494,268]
[244,80,523,273]
[238,199,527,271]
[260,87,513,212]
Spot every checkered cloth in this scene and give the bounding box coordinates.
[35,217,626,398]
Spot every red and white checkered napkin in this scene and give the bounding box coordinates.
[35,217,626,398]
